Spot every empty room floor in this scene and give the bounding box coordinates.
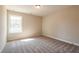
[2,36,79,53]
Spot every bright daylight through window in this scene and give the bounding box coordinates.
[9,15,22,33]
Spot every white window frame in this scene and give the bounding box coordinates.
[8,14,23,34]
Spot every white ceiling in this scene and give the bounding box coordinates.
[5,5,71,16]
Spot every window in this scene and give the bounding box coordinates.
[9,15,22,33]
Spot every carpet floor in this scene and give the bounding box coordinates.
[2,36,79,53]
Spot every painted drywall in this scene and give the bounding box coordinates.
[42,6,79,46]
[0,6,7,52]
[7,10,42,41]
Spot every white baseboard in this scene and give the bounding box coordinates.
[42,34,79,46]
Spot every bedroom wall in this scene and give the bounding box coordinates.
[42,6,79,46]
[7,10,42,41]
[0,6,7,52]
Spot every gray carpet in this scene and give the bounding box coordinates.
[2,36,79,53]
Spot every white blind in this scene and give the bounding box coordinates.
[9,15,22,33]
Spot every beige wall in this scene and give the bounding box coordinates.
[42,6,79,46]
[7,10,42,41]
[0,6,7,52]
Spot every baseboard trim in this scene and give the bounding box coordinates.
[42,34,79,46]
[8,35,42,42]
